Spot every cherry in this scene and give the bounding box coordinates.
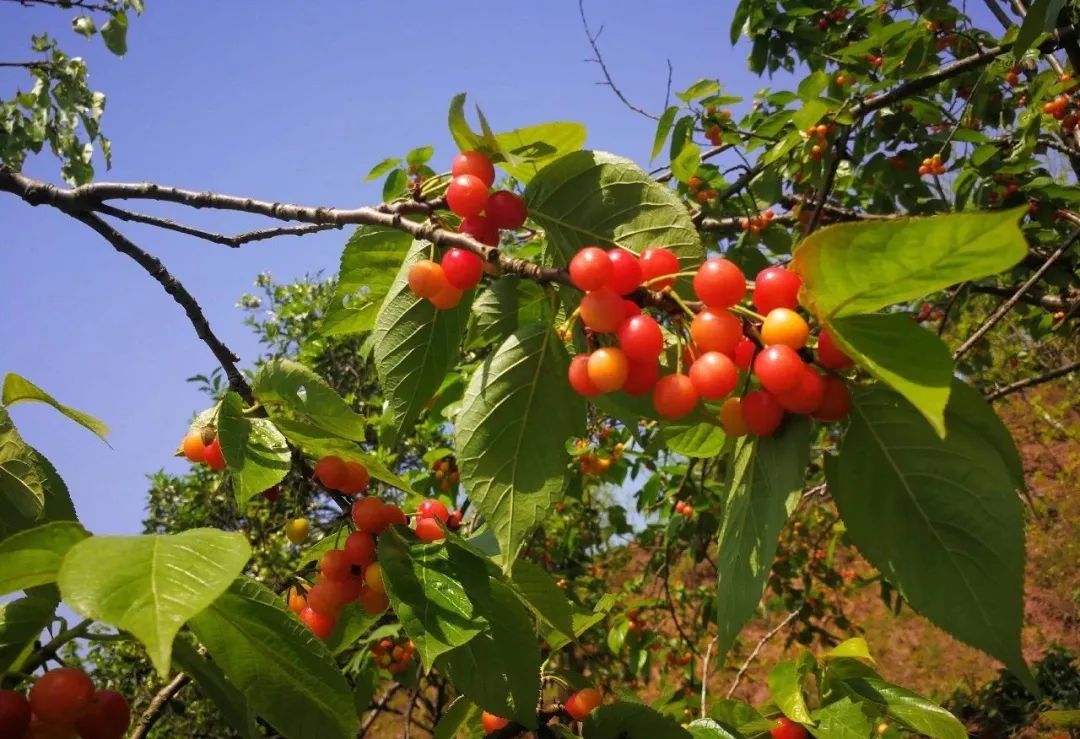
[568,354,602,397]
[639,248,680,290]
[813,377,851,421]
[773,366,826,414]
[352,497,387,533]
[753,345,806,394]
[414,517,446,542]
[719,397,749,437]
[0,690,31,739]
[565,687,603,721]
[299,607,337,639]
[358,585,390,614]
[771,717,809,739]
[341,461,370,496]
[688,351,738,399]
[284,518,310,545]
[287,586,307,614]
[753,267,802,313]
[459,216,500,246]
[587,347,630,393]
[343,531,376,567]
[653,374,699,420]
[741,391,785,436]
[569,247,613,291]
[407,260,446,299]
[608,248,643,295]
[381,504,408,529]
[417,498,450,523]
[29,668,95,725]
[73,690,130,739]
[733,337,757,370]
[313,455,348,491]
[441,248,485,290]
[485,191,528,230]
[482,711,511,733]
[761,308,810,349]
[181,431,206,463]
[446,509,463,530]
[451,151,495,187]
[320,550,354,581]
[364,562,385,594]
[690,308,742,355]
[617,315,664,360]
[445,174,490,219]
[306,581,345,616]
[428,281,464,310]
[580,287,625,333]
[203,438,226,471]
[261,485,281,502]
[816,330,854,369]
[694,258,747,308]
[622,299,641,319]
[622,359,660,396]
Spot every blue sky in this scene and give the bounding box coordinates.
[1,2,1000,538]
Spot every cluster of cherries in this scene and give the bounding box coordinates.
[1043,93,1078,131]
[674,499,694,518]
[686,175,718,205]
[803,123,835,161]
[0,668,130,739]
[918,153,946,177]
[369,637,416,675]
[566,248,852,437]
[739,209,775,234]
[407,151,528,309]
[815,6,847,30]
[703,106,733,147]
[431,455,460,493]
[181,427,226,471]
[480,687,603,734]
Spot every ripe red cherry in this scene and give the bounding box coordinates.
[451,151,495,187]
[813,376,851,421]
[74,690,131,739]
[773,366,826,414]
[608,249,643,294]
[306,581,346,616]
[568,354,602,397]
[587,347,630,392]
[486,190,528,229]
[381,504,408,529]
[429,281,464,310]
[441,248,485,290]
[408,260,447,299]
[817,330,854,369]
[203,438,226,471]
[313,455,348,491]
[459,216,499,246]
[694,258,747,307]
[0,690,31,739]
[690,308,742,355]
[733,338,756,370]
[622,300,641,319]
[639,248,680,290]
[565,687,603,721]
[622,359,660,396]
[299,607,337,639]
[482,711,511,733]
[352,496,387,533]
[417,498,450,522]
[569,247,613,291]
[617,315,664,360]
[341,461,370,495]
[741,391,785,436]
[753,345,806,394]
[343,531,376,567]
[414,517,446,542]
[688,351,739,399]
[446,174,489,219]
[580,287,625,333]
[771,717,809,739]
[653,374,699,420]
[320,549,354,581]
[753,267,803,313]
[29,667,95,725]
[358,585,390,614]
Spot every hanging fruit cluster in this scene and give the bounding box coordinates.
[918,153,946,177]
[180,426,226,471]
[740,209,775,234]
[370,637,416,675]
[412,497,462,542]
[430,455,460,493]
[0,668,130,739]
[313,454,371,496]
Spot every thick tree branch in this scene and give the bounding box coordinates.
[969,283,1078,314]
[985,360,1080,400]
[807,128,851,234]
[130,671,191,739]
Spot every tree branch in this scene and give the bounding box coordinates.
[129,671,191,739]
[968,283,1078,314]
[578,0,659,120]
[985,360,1080,401]
[0,0,119,12]
[725,607,802,699]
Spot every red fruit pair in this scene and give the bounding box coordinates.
[351,497,407,534]
[182,431,226,471]
[447,151,527,229]
[414,498,450,542]
[313,455,370,496]
[565,687,603,721]
[408,259,464,309]
[569,246,679,294]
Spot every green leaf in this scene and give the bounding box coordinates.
[0,408,77,535]
[659,422,727,458]
[676,79,720,102]
[321,227,414,336]
[434,696,479,739]
[541,594,616,651]
[365,157,402,181]
[456,321,585,568]
[823,637,874,663]
[810,697,874,739]
[448,93,498,154]
[189,578,358,739]
[2,373,109,442]
[583,701,692,738]
[217,392,290,508]
[768,660,814,725]
[792,98,830,132]
[406,145,434,165]
[100,10,128,55]
[0,521,89,596]
[651,106,679,162]
[826,314,952,436]
[687,718,744,739]
[838,678,965,739]
[714,418,811,660]
[708,700,777,735]
[373,241,472,447]
[324,602,379,655]
[509,558,575,638]
[173,638,258,739]
[377,528,488,669]
[58,529,251,675]
[1013,0,1064,58]
[252,359,367,442]
[495,122,588,183]
[72,16,96,38]
[947,380,1024,490]
[671,140,701,183]
[0,591,57,674]
[792,208,1028,319]
[830,383,1029,686]
[438,580,541,727]
[467,276,523,349]
[382,168,408,202]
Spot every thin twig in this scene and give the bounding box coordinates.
[0,0,118,10]
[700,635,718,719]
[129,672,191,739]
[985,360,1080,401]
[578,0,659,120]
[725,608,802,699]
[359,682,403,737]
[807,128,850,234]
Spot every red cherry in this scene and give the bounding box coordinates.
[639,248,680,290]
[358,585,390,614]
[203,438,226,471]
[343,531,376,567]
[417,498,450,522]
[753,267,803,313]
[773,366,826,414]
[446,509,463,530]
[74,690,131,739]
[429,282,464,310]
[753,345,806,394]
[352,497,387,533]
[306,581,345,616]
[320,549,355,581]
[817,330,854,369]
[688,351,739,399]
[653,374,699,420]
[608,249,643,294]
[813,377,851,421]
[569,247,614,291]
[261,485,281,502]
[408,260,447,299]
[622,299,641,319]
[451,151,495,186]
[0,690,31,739]
[482,711,511,733]
[617,315,664,360]
[733,338,756,370]
[29,667,95,725]
[690,308,742,355]
[694,258,747,308]
[446,174,489,219]
[568,354,602,397]
[414,517,446,542]
[770,717,810,739]
[381,504,408,530]
[313,455,347,491]
[459,216,499,246]
[486,190,528,229]
[341,461,370,496]
[580,287,625,333]
[741,391,785,436]
[299,607,337,639]
[622,359,660,396]
[441,248,485,290]
[565,687,603,721]
[587,347,630,393]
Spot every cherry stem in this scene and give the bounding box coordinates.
[730,304,766,322]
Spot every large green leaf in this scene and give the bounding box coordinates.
[320,226,413,336]
[810,697,874,739]
[714,418,811,661]
[217,392,290,508]
[826,314,952,436]
[660,421,727,458]
[769,660,814,725]
[495,122,588,183]
[434,696,479,739]
[837,678,965,739]
[251,359,367,442]
[466,276,546,350]
[523,150,703,284]
[373,240,473,447]
[583,701,693,738]
[829,383,1029,685]
[2,373,109,442]
[1013,0,1065,58]
[0,590,57,674]
[57,529,251,674]
[509,558,575,638]
[0,521,89,595]
[455,321,585,568]
[173,638,258,739]
[189,578,358,739]
[946,380,1024,490]
[686,718,744,739]
[377,528,489,669]
[0,408,77,536]
[792,208,1027,319]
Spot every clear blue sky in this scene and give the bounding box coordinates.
[4,2,989,538]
